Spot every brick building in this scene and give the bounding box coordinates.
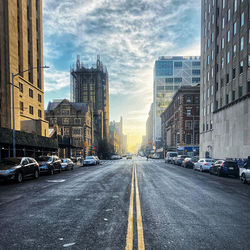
[161,86,200,155]
[0,0,48,137]
[46,99,93,157]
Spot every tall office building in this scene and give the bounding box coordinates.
[153,56,201,146]
[200,0,250,158]
[70,55,109,147]
[0,0,48,136]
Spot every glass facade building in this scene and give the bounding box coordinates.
[153,56,201,145]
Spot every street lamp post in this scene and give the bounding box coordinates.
[11,66,49,157]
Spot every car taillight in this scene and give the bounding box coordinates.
[204,163,207,165]
[221,163,224,167]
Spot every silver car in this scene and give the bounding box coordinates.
[240,164,250,184]
[194,158,214,172]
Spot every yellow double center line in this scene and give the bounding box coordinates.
[125,162,145,250]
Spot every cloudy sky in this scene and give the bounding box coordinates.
[43,0,201,150]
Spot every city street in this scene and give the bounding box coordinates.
[0,157,250,249]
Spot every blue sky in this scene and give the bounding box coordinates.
[43,0,201,147]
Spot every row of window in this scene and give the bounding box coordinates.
[19,82,42,102]
[203,121,213,132]
[50,118,82,125]
[20,101,42,118]
[206,29,250,67]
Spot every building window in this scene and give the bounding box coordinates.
[233,22,237,35]
[226,94,229,105]
[192,77,200,83]
[232,90,235,101]
[216,82,219,91]
[249,29,250,43]
[239,86,243,97]
[194,96,199,104]
[195,106,199,115]
[174,62,182,68]
[228,9,231,22]
[222,38,225,49]
[62,118,69,125]
[19,83,23,93]
[211,50,214,61]
[50,118,57,125]
[203,123,205,132]
[248,82,250,93]
[186,109,192,116]
[212,14,214,24]
[185,121,192,130]
[29,89,33,98]
[64,128,70,136]
[192,61,200,67]
[227,30,230,42]
[165,78,173,83]
[38,109,42,118]
[222,0,225,8]
[192,70,200,75]
[211,85,213,96]
[29,105,33,115]
[74,118,81,124]
[222,18,225,29]
[212,32,214,42]
[240,36,244,50]
[226,74,229,84]
[61,109,70,115]
[248,55,250,67]
[186,134,191,144]
[38,94,41,102]
[232,68,236,79]
[221,57,224,69]
[210,121,213,130]
[227,51,230,64]
[206,123,209,131]
[20,101,24,111]
[241,12,244,26]
[239,61,243,74]
[186,96,192,104]
[207,55,210,65]
[233,44,237,57]
[234,0,237,12]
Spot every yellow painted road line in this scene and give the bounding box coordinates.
[125,163,135,250]
[135,163,145,250]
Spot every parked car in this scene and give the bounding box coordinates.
[165,152,178,163]
[36,155,62,175]
[61,158,74,171]
[210,160,239,177]
[83,156,97,166]
[126,154,132,159]
[172,156,178,164]
[194,158,214,172]
[94,156,100,164]
[175,155,187,166]
[0,157,40,183]
[182,158,194,168]
[240,163,250,184]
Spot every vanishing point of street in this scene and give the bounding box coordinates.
[1,157,249,250]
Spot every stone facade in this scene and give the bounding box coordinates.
[70,55,109,149]
[161,86,200,153]
[0,0,48,136]
[200,0,250,158]
[46,99,93,157]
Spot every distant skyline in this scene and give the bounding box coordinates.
[43,0,201,150]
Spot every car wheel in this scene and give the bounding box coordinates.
[59,167,62,173]
[71,166,74,170]
[218,170,222,177]
[16,172,23,183]
[50,169,54,175]
[200,167,203,172]
[34,169,39,179]
[241,174,247,184]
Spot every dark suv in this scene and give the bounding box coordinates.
[36,155,62,175]
[210,160,239,178]
[0,157,40,183]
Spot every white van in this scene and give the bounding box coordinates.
[165,152,178,163]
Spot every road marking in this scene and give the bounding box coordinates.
[135,163,145,250]
[125,162,145,250]
[125,163,135,250]
[46,179,65,183]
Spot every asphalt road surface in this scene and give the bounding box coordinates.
[0,157,250,250]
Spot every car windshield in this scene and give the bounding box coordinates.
[63,159,68,163]
[206,160,214,162]
[170,153,177,157]
[37,156,51,162]
[86,156,93,160]
[0,158,21,169]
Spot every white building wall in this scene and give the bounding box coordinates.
[200,98,250,159]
